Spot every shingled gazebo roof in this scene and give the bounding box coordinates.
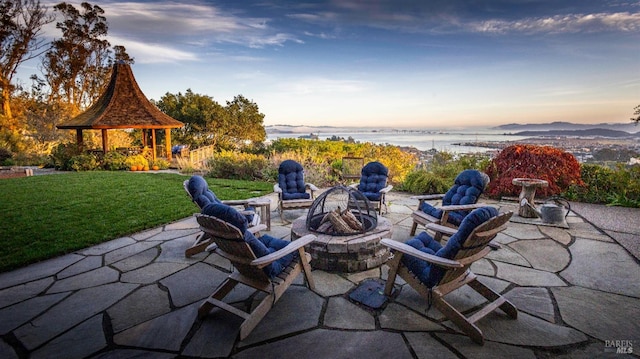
[57,62,183,130]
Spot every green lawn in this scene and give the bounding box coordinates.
[0,171,273,272]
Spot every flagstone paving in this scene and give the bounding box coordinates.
[0,191,639,358]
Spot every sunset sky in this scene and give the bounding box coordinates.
[24,1,640,128]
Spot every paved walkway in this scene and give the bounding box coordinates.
[1,192,639,358]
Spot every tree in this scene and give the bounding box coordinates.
[113,45,134,65]
[155,89,225,148]
[0,0,53,126]
[485,144,584,198]
[16,76,73,153]
[632,105,640,124]
[224,95,266,147]
[40,2,112,113]
[155,90,267,150]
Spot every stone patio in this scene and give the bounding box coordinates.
[1,191,639,358]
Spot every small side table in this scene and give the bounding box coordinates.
[248,199,271,231]
[512,178,548,218]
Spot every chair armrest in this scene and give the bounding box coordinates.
[247,198,271,206]
[380,185,393,194]
[425,223,458,236]
[222,199,251,206]
[306,183,319,192]
[252,234,317,267]
[380,238,463,268]
[440,203,488,212]
[247,223,267,234]
[410,194,445,201]
[411,210,439,224]
[273,184,283,193]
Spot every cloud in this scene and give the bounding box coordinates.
[468,12,640,34]
[282,1,640,36]
[108,36,198,64]
[103,1,302,48]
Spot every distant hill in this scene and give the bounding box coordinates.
[514,128,640,138]
[265,121,640,135]
[495,121,639,133]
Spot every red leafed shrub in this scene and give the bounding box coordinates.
[485,144,584,198]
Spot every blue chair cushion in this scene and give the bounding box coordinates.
[189,175,256,224]
[420,169,486,226]
[402,232,444,288]
[402,207,498,287]
[358,161,389,201]
[244,231,296,278]
[188,175,222,209]
[201,202,248,234]
[278,160,311,200]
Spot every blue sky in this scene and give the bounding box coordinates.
[26,1,640,128]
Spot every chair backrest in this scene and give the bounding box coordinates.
[437,208,512,285]
[358,161,389,201]
[278,160,311,200]
[195,213,270,282]
[198,201,293,279]
[185,175,222,209]
[439,170,490,224]
[342,156,364,181]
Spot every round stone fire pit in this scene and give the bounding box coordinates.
[292,185,392,272]
[291,216,392,272]
[306,185,377,236]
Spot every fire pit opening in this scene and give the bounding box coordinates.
[306,185,378,236]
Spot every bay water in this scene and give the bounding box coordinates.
[267,129,529,153]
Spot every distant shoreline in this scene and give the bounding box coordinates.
[266,121,639,135]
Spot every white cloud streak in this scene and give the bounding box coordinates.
[469,12,640,34]
[108,36,198,64]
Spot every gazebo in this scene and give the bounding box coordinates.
[56,62,184,161]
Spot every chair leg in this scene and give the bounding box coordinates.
[198,278,238,318]
[299,249,315,290]
[239,291,275,340]
[384,254,403,296]
[434,296,485,345]
[468,280,518,319]
[278,204,291,224]
[410,222,418,236]
[185,233,213,257]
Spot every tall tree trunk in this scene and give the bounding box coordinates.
[2,86,14,123]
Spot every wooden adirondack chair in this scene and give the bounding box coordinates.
[382,207,516,345]
[273,160,319,223]
[349,161,393,215]
[410,169,490,240]
[195,213,316,340]
[183,177,267,257]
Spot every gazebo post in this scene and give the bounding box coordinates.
[151,129,157,161]
[101,129,108,154]
[141,129,148,149]
[165,128,172,161]
[76,129,84,152]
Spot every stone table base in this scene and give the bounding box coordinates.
[291,216,392,272]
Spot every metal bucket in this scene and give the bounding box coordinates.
[539,197,570,224]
